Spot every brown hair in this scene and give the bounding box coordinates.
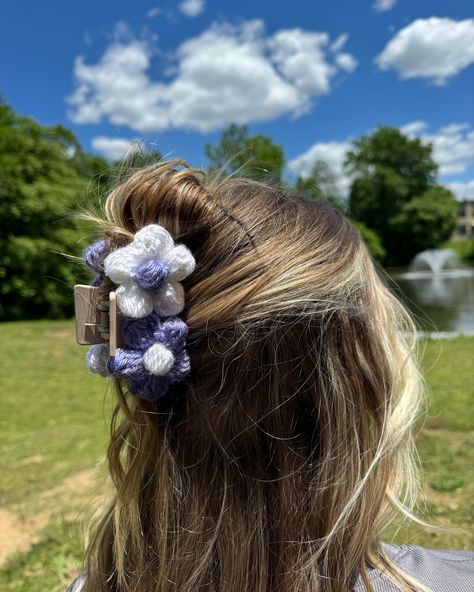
[84,160,427,591]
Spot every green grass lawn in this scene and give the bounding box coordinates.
[0,320,472,591]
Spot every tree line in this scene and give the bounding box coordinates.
[0,101,458,320]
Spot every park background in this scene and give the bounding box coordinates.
[0,1,473,590]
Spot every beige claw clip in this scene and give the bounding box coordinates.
[73,285,122,356]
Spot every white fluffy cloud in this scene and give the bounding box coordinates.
[288,141,352,196]
[180,0,205,17]
[147,7,161,19]
[399,121,426,137]
[401,121,474,176]
[376,17,474,84]
[91,136,141,161]
[446,180,474,200]
[402,122,474,200]
[289,122,474,200]
[335,52,358,72]
[67,21,357,133]
[373,0,397,12]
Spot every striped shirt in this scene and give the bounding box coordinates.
[67,544,474,591]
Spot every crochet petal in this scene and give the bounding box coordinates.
[116,282,154,318]
[143,342,175,376]
[129,374,170,401]
[104,245,140,284]
[121,313,161,350]
[133,225,174,260]
[157,317,188,351]
[91,272,105,287]
[84,239,109,274]
[86,344,109,377]
[108,348,146,379]
[167,244,195,282]
[153,280,185,317]
[168,349,191,384]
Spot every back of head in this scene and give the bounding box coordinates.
[84,160,424,592]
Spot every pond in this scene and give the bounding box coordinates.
[388,250,474,336]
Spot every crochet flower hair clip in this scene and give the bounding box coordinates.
[75,224,195,402]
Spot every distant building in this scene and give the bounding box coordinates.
[452,199,474,239]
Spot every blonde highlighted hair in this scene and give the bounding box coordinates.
[84,160,428,591]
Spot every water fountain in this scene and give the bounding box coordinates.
[391,248,474,336]
[396,248,474,279]
[410,248,459,274]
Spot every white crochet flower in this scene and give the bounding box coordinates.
[103,224,195,318]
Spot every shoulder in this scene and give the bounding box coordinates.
[354,544,474,591]
[394,544,473,590]
[66,573,85,592]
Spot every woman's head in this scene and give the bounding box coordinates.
[85,160,425,592]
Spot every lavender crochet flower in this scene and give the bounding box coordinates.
[87,314,191,401]
[103,225,195,319]
[109,313,191,400]
[83,239,109,286]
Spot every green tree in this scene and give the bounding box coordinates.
[353,222,386,261]
[0,101,107,320]
[205,124,285,182]
[292,161,390,259]
[346,126,455,265]
[390,186,458,263]
[295,160,345,211]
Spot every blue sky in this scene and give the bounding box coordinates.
[1,0,473,198]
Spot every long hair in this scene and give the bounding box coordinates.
[83,159,427,592]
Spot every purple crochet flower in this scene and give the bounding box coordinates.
[107,313,191,401]
[83,239,109,286]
